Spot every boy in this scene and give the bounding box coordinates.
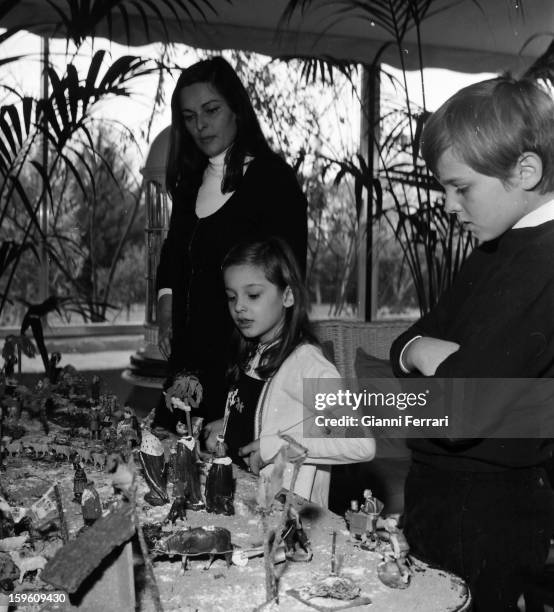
[391,77,554,611]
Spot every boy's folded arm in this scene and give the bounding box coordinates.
[390,273,461,375]
[402,336,461,376]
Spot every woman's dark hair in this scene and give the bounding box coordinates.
[222,237,318,382]
[166,56,272,198]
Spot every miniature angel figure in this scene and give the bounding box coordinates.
[205,435,234,516]
[173,420,204,510]
[81,481,102,526]
[72,457,88,503]
[138,428,169,506]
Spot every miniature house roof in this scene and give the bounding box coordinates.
[41,502,135,593]
[1,0,552,74]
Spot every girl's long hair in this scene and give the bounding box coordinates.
[166,57,272,199]
[222,237,318,383]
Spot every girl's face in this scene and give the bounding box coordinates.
[179,82,237,158]
[224,264,293,344]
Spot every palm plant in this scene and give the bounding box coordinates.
[0,49,157,321]
[0,0,226,47]
[280,0,478,316]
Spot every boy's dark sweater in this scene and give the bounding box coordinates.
[390,220,554,471]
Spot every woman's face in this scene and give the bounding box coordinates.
[179,82,237,158]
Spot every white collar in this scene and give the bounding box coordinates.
[207,147,230,171]
[513,198,554,229]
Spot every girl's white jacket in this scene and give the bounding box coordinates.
[256,343,375,507]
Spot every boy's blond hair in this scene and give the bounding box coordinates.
[421,77,554,193]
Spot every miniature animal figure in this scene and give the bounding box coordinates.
[156,526,232,571]
[92,452,106,470]
[9,551,47,583]
[52,444,72,461]
[76,448,92,464]
[27,442,50,458]
[5,440,23,457]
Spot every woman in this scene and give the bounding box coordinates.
[155,57,308,428]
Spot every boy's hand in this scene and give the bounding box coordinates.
[405,337,460,376]
[203,418,224,452]
[239,439,265,475]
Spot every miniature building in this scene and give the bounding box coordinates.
[41,503,136,611]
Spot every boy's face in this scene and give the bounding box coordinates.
[436,148,527,242]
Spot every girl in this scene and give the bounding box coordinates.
[204,237,375,508]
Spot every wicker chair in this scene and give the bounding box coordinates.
[312,319,411,377]
[311,319,412,515]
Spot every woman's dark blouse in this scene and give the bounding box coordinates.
[156,152,307,420]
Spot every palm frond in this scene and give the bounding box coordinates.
[280,0,442,41]
[522,38,554,88]
[276,55,358,87]
[34,0,227,47]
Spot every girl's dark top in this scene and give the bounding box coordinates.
[224,371,265,468]
[156,152,307,421]
[390,220,554,470]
